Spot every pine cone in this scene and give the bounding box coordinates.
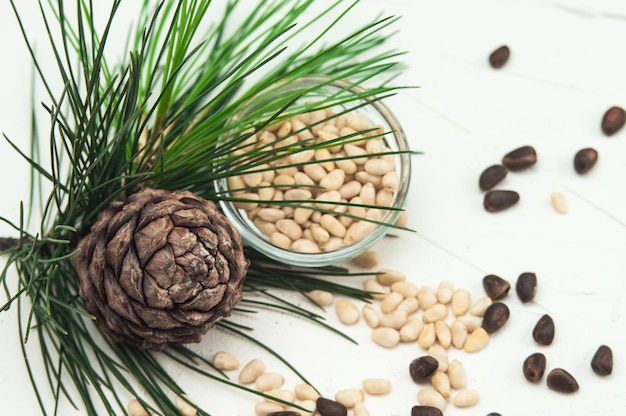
[72,188,249,350]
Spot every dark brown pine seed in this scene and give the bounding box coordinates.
[484,190,520,212]
[479,164,508,191]
[532,314,555,345]
[502,145,537,171]
[316,397,347,416]
[523,352,547,382]
[573,148,598,174]
[482,302,510,333]
[411,405,444,416]
[489,45,510,69]
[515,272,537,303]
[482,274,511,300]
[591,345,613,376]
[546,368,579,393]
[601,106,626,136]
[409,356,439,383]
[269,412,300,416]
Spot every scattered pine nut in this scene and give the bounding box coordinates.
[212,351,239,371]
[352,250,381,269]
[127,399,149,416]
[309,289,334,306]
[239,359,266,384]
[175,395,197,416]
[550,191,568,214]
[362,378,392,395]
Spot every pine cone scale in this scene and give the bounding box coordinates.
[73,188,249,350]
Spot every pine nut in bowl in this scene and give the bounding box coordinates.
[215,76,412,267]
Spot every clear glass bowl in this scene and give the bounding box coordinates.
[216,76,411,267]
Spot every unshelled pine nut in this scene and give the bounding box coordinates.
[335,389,364,408]
[362,378,392,395]
[453,389,479,408]
[372,327,401,348]
[431,371,451,398]
[295,384,320,402]
[381,291,404,313]
[434,320,451,348]
[255,373,284,392]
[212,351,239,371]
[309,289,333,306]
[335,299,360,325]
[362,305,381,328]
[447,359,467,389]
[416,388,446,411]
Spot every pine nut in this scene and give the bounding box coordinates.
[451,289,471,317]
[362,378,391,395]
[456,314,482,332]
[364,279,387,299]
[417,286,438,310]
[396,297,420,314]
[450,320,468,349]
[320,214,347,238]
[379,310,409,329]
[364,158,393,176]
[469,296,492,317]
[127,399,149,416]
[254,401,285,416]
[434,320,451,348]
[376,268,406,286]
[233,192,260,210]
[287,399,316,416]
[427,344,449,372]
[382,171,400,192]
[239,359,266,384]
[423,303,448,323]
[303,163,327,182]
[257,208,286,222]
[294,384,320,401]
[335,389,364,408]
[255,372,285,392]
[418,323,437,349]
[431,371,451,398]
[452,389,479,408]
[352,250,380,269]
[551,191,568,214]
[416,388,446,411]
[320,169,345,191]
[335,299,360,324]
[175,395,197,416]
[436,281,454,304]
[344,143,368,163]
[270,232,292,249]
[264,389,295,405]
[400,318,424,342]
[390,281,419,298]
[359,182,376,205]
[344,220,376,245]
[289,149,315,165]
[371,327,401,348]
[283,188,313,202]
[381,291,404,313]
[447,359,467,389]
[212,351,239,371]
[354,401,370,416]
[322,237,342,252]
[339,180,362,200]
[463,327,490,352]
[293,205,314,224]
[292,238,321,253]
[362,305,381,328]
[309,289,333,306]
[243,171,263,187]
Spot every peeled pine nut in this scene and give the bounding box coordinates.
[416,388,446,411]
[435,320,452,348]
[469,296,492,317]
[212,351,239,371]
[418,323,437,349]
[380,291,403,313]
[292,238,321,253]
[376,269,406,286]
[448,359,467,389]
[450,320,469,349]
[431,371,451,398]
[371,327,401,348]
[127,399,149,416]
[400,318,424,342]
[396,297,419,314]
[456,314,482,332]
[239,359,266,384]
[379,310,409,330]
[255,373,284,392]
[254,401,285,416]
[309,289,333,306]
[362,378,391,395]
[364,279,387,299]
[453,388,479,408]
[335,389,364,408]
[423,303,448,323]
[436,281,454,304]
[352,250,380,269]
[362,305,381,328]
[417,286,438,310]
[335,299,360,325]
[427,344,449,372]
[175,395,197,416]
[354,401,371,416]
[390,281,419,298]
[463,327,490,353]
[287,399,316,416]
[294,384,320,402]
[550,191,568,214]
[451,289,471,317]
[264,389,295,406]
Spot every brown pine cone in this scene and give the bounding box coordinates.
[72,188,249,350]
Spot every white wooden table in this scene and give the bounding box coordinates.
[1,1,625,414]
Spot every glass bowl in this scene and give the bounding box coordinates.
[216,76,411,267]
